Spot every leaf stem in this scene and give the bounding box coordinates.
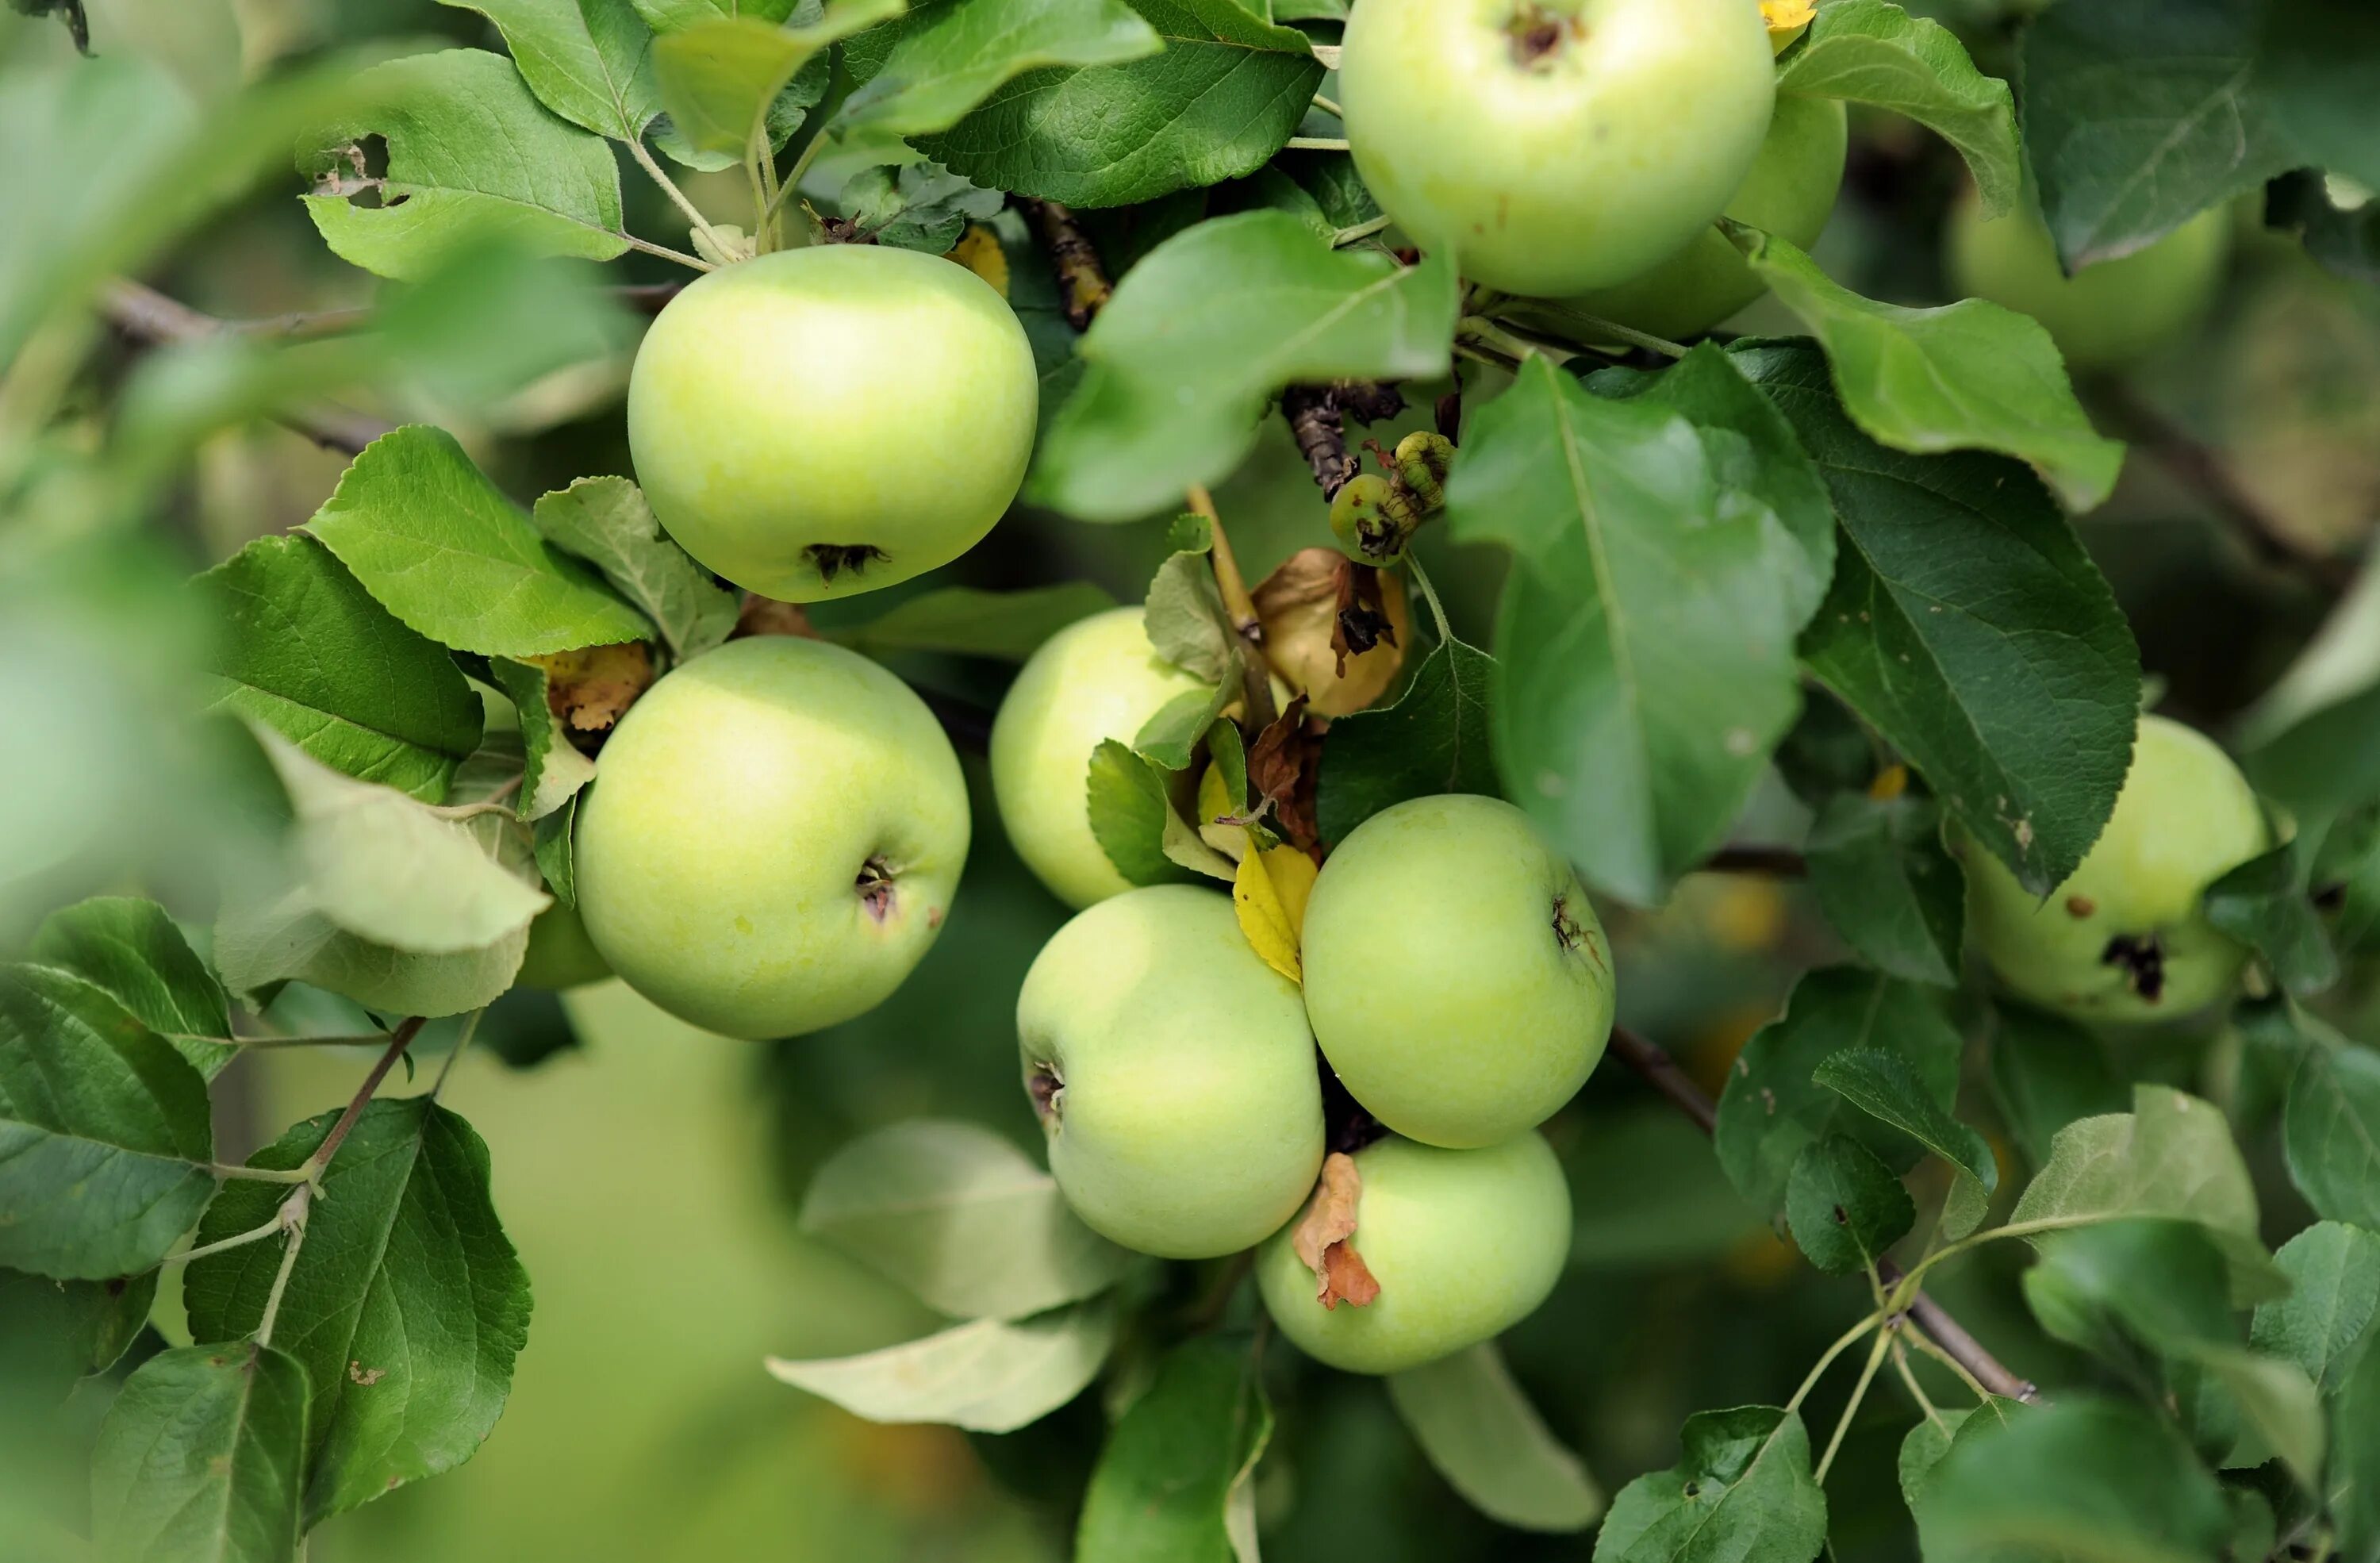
[161,1213,287,1268]
[1309,93,1343,118]
[1407,555,1453,645]
[1783,1310,1883,1417]
[303,1017,426,1182]
[1891,1338,1948,1431]
[431,1009,484,1103]
[1331,214,1394,248]
[254,1184,312,1350]
[620,233,718,273]
[225,1031,400,1050]
[1901,1326,1996,1407]
[1814,1325,1894,1484]
[627,138,733,264]
[1284,136,1349,152]
[766,131,830,229]
[214,1163,313,1184]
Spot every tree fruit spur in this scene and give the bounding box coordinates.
[1018,885,1325,1259]
[1960,715,2269,1023]
[1300,794,1617,1147]
[1338,0,1777,297]
[627,244,1038,603]
[574,636,969,1039]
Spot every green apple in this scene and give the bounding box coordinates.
[514,901,610,990]
[1255,1132,1571,1375]
[574,636,969,1039]
[1339,0,1776,297]
[627,244,1037,603]
[1301,794,1614,1147]
[990,606,1207,908]
[1944,191,2231,371]
[1018,885,1324,1259]
[1962,715,2268,1023]
[1557,94,1847,340]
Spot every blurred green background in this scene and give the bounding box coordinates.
[6,0,2380,1557]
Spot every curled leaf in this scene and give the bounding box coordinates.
[1289,1152,1380,1311]
[1247,695,1322,850]
[1252,549,1408,718]
[1234,843,1319,983]
[526,642,654,734]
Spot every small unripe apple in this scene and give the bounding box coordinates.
[1019,885,1324,1258]
[1944,191,2230,371]
[627,244,1038,602]
[1256,1132,1571,1375]
[574,636,969,1039]
[1301,795,1614,1147]
[1559,94,1848,340]
[990,607,1207,908]
[1339,0,1775,297]
[1961,715,2267,1023]
[513,902,610,990]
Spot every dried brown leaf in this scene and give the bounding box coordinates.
[1289,1151,1380,1310]
[1251,549,1407,718]
[1246,694,1322,850]
[528,642,653,733]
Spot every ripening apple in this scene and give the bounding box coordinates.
[513,901,610,990]
[1018,885,1324,1258]
[1557,94,1848,340]
[1961,715,2268,1023]
[574,636,969,1039]
[627,244,1038,603]
[1944,191,2231,371]
[1301,795,1614,1147]
[1338,0,1776,297]
[1255,1132,1572,1375]
[990,607,1207,908]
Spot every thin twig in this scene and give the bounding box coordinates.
[1310,93,1343,119]
[254,1183,312,1349]
[1606,1026,1716,1133]
[99,280,395,456]
[1699,844,1810,878]
[160,1214,287,1268]
[306,1017,427,1178]
[1018,198,1112,330]
[431,1009,484,1101]
[620,232,717,273]
[627,137,733,265]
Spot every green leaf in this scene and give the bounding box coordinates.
[0,964,213,1281]
[1134,685,1231,773]
[820,158,1004,252]
[918,0,1322,208]
[834,582,1114,662]
[797,1119,1129,1320]
[299,50,629,280]
[634,0,802,29]
[1314,636,1497,849]
[1448,354,1802,905]
[308,427,652,658]
[90,1342,311,1563]
[766,1301,1114,1432]
[1386,1342,1602,1534]
[251,726,549,954]
[1086,739,1190,889]
[1142,546,1236,683]
[1032,212,1457,521]
[1896,1403,1995,1510]
[1592,1406,1825,1563]
[0,1265,158,1405]
[1814,1048,1998,1238]
[1804,792,1964,988]
[1774,0,2018,217]
[1733,341,2140,896]
[1714,967,1962,1221]
[2284,1043,2380,1230]
[2253,1221,2380,1397]
[529,476,737,662]
[1912,1396,2231,1563]
[436,0,661,141]
[1784,1134,1914,1275]
[193,535,484,804]
[1987,1003,2126,1169]
[185,1098,531,1526]
[534,798,579,907]
[2010,1085,2278,1303]
[838,0,1160,138]
[2334,1326,2380,1563]
[651,0,900,157]
[1730,232,2124,512]
[2256,0,2380,192]
[485,659,599,821]
[30,897,235,1079]
[1077,1335,1273,1559]
[2205,832,2340,997]
[2019,0,2296,269]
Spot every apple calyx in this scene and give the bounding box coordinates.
[1027,1061,1065,1125]
[804,543,892,585]
[2100,932,2167,1002]
[854,854,900,923]
[1290,1151,1382,1310]
[1504,2,1580,68]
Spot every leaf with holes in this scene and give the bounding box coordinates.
[185,1097,530,1525]
[1594,1405,1825,1563]
[1785,1134,1914,1276]
[30,897,235,1080]
[1814,1048,1998,1238]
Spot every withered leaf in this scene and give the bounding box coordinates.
[1251,548,1407,718]
[1289,1151,1380,1311]
[528,642,654,735]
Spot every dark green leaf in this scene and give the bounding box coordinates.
[1314,636,1497,850]
[836,0,1160,138]
[2267,167,2380,288]
[0,1266,156,1406]
[1449,354,1802,905]
[0,964,213,1280]
[2018,0,2297,268]
[1592,1406,1825,1563]
[193,535,483,805]
[1987,1002,2126,1169]
[185,1098,531,1524]
[30,897,236,1079]
[2284,1043,2380,1230]
[823,158,1004,252]
[2205,833,2340,997]
[2252,1221,2380,1397]
[528,476,736,662]
[1804,792,1964,987]
[919,0,1323,209]
[90,1342,310,1563]
[534,797,578,908]
[2334,1327,2380,1563]
[1714,967,1963,1223]
[2247,684,2380,822]
[1784,1135,1914,1275]
[474,984,582,1070]
[1733,340,2139,896]
[1076,1336,1271,1557]
[1085,739,1186,888]
[1031,212,1457,521]
[1387,1342,1601,1534]
[2256,0,2380,190]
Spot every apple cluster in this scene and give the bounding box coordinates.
[995,609,1615,1375]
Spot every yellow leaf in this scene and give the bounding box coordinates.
[1868,762,1910,802]
[947,223,1009,298]
[1197,760,1250,862]
[1761,0,1814,49]
[1234,844,1318,984]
